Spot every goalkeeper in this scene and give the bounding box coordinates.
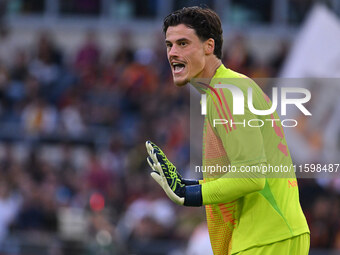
[146,6,310,255]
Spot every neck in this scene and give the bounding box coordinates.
[195,56,222,85]
[189,58,222,94]
[198,57,222,80]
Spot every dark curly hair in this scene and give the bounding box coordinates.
[163,6,223,59]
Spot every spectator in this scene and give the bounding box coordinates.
[0,180,22,244]
[21,96,58,135]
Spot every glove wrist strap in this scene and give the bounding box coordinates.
[184,185,202,207]
[181,179,199,186]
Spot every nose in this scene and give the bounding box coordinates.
[168,45,179,58]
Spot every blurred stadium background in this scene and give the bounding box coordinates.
[0,0,339,254]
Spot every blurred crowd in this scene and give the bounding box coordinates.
[0,26,339,255]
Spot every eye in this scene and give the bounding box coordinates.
[179,41,187,47]
[165,42,172,49]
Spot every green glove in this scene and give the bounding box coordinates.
[145,141,202,206]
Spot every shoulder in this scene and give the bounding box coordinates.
[213,65,249,79]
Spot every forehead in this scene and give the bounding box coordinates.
[165,24,199,42]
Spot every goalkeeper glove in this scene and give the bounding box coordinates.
[146,143,199,186]
[145,141,202,206]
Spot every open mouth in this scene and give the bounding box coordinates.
[172,62,186,74]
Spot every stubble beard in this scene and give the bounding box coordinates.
[173,77,189,87]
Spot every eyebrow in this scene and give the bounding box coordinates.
[165,38,190,44]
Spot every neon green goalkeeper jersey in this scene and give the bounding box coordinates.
[198,65,310,254]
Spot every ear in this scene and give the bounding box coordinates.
[204,38,215,55]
